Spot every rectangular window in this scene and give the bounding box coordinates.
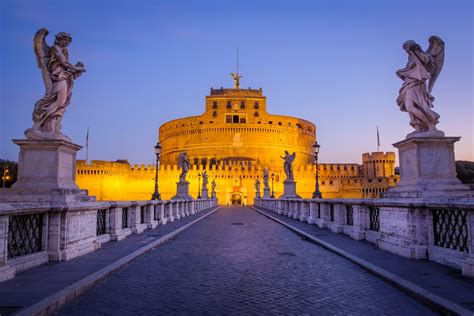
[239,117,246,123]
[212,111,217,117]
[254,102,259,109]
[268,121,273,124]
[240,101,245,109]
[233,115,239,123]
[212,101,217,109]
[254,111,259,117]
[226,115,232,123]
[227,101,231,109]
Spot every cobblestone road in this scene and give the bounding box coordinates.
[59,206,434,315]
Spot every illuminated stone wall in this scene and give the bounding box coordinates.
[159,87,316,168]
[76,83,399,204]
[76,153,399,204]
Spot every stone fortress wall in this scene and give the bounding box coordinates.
[76,81,399,205]
[76,152,398,205]
[159,87,316,168]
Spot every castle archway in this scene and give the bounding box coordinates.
[231,193,242,205]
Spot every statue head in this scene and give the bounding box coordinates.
[402,40,420,53]
[55,32,72,47]
[429,35,444,46]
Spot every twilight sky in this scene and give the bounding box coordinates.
[1,0,472,165]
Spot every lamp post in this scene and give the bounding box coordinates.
[197,173,201,199]
[151,142,162,200]
[2,167,10,189]
[312,141,322,198]
[271,173,275,198]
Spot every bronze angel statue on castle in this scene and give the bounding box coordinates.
[396,36,445,137]
[25,28,86,141]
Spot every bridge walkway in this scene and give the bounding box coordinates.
[57,206,433,315]
[0,208,217,315]
[254,206,474,314]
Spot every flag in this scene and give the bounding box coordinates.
[377,126,380,151]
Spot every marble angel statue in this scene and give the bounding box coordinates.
[396,36,445,136]
[178,152,190,182]
[202,171,209,191]
[26,28,86,141]
[263,168,270,189]
[281,151,296,181]
[255,178,261,192]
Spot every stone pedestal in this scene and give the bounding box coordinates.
[385,137,472,198]
[255,191,261,199]
[263,188,271,198]
[211,191,216,199]
[201,188,209,199]
[0,139,94,203]
[172,180,193,200]
[280,180,301,199]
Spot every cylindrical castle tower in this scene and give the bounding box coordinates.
[159,83,316,169]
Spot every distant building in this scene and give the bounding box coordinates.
[76,77,398,204]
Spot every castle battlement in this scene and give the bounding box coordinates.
[77,159,362,179]
[209,87,263,97]
[362,152,396,162]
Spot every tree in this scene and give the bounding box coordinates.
[1,159,18,188]
[456,161,474,184]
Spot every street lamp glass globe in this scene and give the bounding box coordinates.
[313,141,320,155]
[154,142,162,155]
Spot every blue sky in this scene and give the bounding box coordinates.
[1,0,472,165]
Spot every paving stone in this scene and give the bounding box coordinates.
[58,206,434,315]
[256,207,474,312]
[0,208,215,310]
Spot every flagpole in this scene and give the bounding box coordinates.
[377,126,380,152]
[86,126,89,164]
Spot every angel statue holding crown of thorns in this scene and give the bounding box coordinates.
[25,28,86,141]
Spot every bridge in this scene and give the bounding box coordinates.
[0,197,473,315]
[0,25,473,316]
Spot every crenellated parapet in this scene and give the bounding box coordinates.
[76,151,398,203]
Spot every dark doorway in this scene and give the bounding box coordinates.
[231,193,242,205]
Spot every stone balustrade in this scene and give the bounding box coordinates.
[254,197,474,277]
[0,198,218,282]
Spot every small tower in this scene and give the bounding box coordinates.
[362,152,396,179]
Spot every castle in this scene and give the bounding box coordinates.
[76,76,399,204]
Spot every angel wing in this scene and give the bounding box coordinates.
[34,28,53,96]
[426,35,445,93]
[290,152,296,162]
